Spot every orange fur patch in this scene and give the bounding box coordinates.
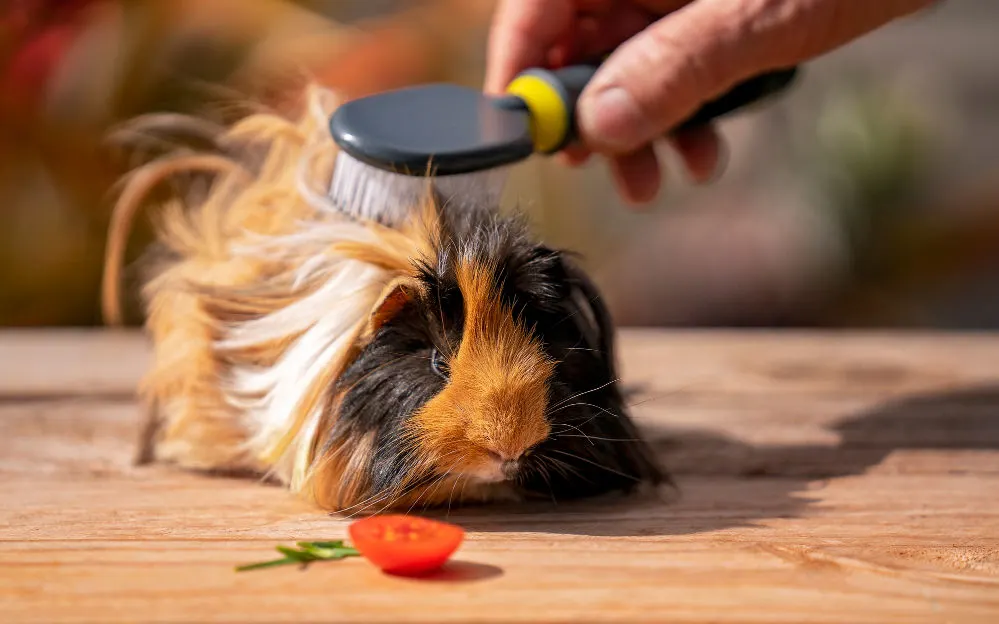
[330,192,442,275]
[406,255,555,482]
[139,282,257,472]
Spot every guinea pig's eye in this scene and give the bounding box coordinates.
[430,347,450,379]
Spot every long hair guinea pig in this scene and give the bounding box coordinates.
[102,83,666,513]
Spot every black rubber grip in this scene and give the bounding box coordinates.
[535,63,800,148]
[676,67,799,129]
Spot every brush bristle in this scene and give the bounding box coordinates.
[328,152,509,227]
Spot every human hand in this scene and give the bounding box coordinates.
[484,0,938,206]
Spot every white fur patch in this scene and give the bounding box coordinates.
[217,219,393,487]
[208,85,409,489]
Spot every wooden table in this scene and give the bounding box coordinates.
[2,329,997,623]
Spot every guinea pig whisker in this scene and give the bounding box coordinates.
[403,478,440,514]
[368,492,408,518]
[363,470,443,518]
[554,434,642,443]
[553,401,628,424]
[449,475,473,517]
[338,485,403,519]
[547,422,595,446]
[548,378,620,411]
[424,472,456,507]
[404,469,454,514]
[527,458,557,505]
[623,379,715,409]
[537,454,584,482]
[334,460,448,519]
[548,449,643,483]
[341,467,444,517]
[398,448,465,510]
[549,306,584,330]
[531,456,554,481]
[546,403,624,430]
[445,472,465,517]
[417,447,464,469]
[380,423,465,455]
[545,401,595,418]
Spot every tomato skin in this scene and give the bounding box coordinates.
[348,515,465,576]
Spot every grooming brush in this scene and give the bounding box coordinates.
[327,61,800,225]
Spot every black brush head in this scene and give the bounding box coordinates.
[329,84,535,176]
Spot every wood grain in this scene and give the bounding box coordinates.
[1,329,997,623]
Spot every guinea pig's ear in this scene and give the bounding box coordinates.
[559,254,617,367]
[362,276,419,340]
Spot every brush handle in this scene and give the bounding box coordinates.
[507,63,799,154]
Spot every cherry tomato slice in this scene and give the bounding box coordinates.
[348,515,464,576]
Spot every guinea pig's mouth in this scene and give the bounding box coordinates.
[464,458,523,484]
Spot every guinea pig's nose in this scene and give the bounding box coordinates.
[500,459,520,480]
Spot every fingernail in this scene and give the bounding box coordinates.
[579,87,649,152]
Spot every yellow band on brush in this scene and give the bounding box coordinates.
[505,74,569,154]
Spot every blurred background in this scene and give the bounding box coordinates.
[2,0,998,329]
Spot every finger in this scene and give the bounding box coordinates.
[668,124,724,184]
[576,0,938,154]
[608,145,663,206]
[576,9,653,60]
[574,2,699,65]
[484,0,575,94]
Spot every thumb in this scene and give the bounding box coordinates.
[576,0,937,154]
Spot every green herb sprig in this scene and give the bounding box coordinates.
[236,540,361,572]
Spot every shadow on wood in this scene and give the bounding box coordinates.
[424,384,999,536]
[384,561,504,583]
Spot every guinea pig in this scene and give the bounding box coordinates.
[101,82,666,514]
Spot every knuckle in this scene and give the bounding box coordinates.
[635,27,720,121]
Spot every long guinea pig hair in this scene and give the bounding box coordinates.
[101,82,666,514]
